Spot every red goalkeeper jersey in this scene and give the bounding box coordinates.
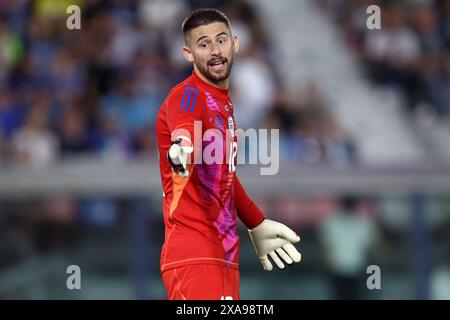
[156,71,264,273]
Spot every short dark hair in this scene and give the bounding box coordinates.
[182,8,231,44]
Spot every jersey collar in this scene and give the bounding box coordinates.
[192,70,229,98]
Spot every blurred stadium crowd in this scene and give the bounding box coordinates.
[1,0,450,165]
[0,0,359,168]
[320,0,450,119]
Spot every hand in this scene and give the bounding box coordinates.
[168,136,193,178]
[248,219,301,271]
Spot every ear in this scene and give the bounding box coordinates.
[231,35,240,55]
[183,46,195,64]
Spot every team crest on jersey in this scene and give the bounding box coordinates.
[225,102,233,112]
[228,116,235,137]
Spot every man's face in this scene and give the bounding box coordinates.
[184,22,239,85]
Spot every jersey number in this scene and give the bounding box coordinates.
[228,141,237,172]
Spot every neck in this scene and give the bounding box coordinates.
[193,65,229,90]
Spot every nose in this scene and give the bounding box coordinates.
[210,41,221,56]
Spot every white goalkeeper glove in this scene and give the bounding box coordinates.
[248,219,302,271]
[168,136,193,178]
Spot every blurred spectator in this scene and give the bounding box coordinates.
[0,20,24,82]
[364,4,422,113]
[223,0,271,51]
[99,73,156,135]
[90,112,131,161]
[11,105,58,167]
[31,195,78,253]
[265,88,297,135]
[139,0,187,32]
[414,4,450,117]
[49,50,86,105]
[0,88,25,140]
[58,104,90,155]
[318,195,380,299]
[232,45,277,129]
[271,81,358,165]
[440,0,450,49]
[430,248,450,299]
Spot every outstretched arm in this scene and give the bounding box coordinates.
[235,177,265,229]
[235,177,302,271]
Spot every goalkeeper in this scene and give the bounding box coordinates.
[155,8,301,300]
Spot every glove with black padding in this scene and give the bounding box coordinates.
[168,136,193,178]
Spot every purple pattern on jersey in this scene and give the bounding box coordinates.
[205,91,220,111]
[196,136,238,262]
[215,115,225,131]
[214,188,238,262]
[196,162,220,208]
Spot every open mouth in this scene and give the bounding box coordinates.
[209,59,227,72]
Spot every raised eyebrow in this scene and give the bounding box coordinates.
[216,32,228,39]
[196,32,229,44]
[196,35,209,44]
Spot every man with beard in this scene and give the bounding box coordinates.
[155,8,301,300]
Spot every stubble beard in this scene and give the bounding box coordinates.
[196,56,234,86]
